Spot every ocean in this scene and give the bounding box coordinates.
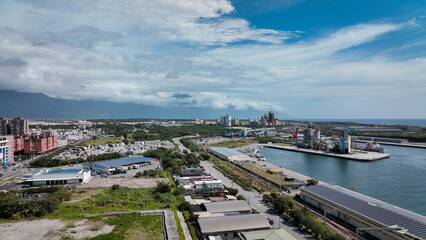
[259,145,426,216]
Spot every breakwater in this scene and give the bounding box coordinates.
[262,144,390,161]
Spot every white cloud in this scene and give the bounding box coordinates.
[0,1,425,118]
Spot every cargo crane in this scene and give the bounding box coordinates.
[289,128,299,139]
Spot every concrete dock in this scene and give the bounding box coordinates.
[262,144,390,161]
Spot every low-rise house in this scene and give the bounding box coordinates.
[181,165,204,176]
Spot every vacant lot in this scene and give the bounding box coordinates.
[78,177,169,189]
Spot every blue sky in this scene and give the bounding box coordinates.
[0,0,425,119]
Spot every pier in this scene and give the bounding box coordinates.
[262,144,390,161]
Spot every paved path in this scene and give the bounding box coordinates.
[200,161,314,240]
[177,210,192,240]
[173,135,199,153]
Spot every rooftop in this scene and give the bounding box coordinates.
[209,147,247,157]
[198,214,270,234]
[303,184,426,239]
[90,156,155,168]
[241,229,297,240]
[202,200,252,214]
[48,169,82,174]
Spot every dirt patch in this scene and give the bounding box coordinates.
[0,219,114,240]
[64,219,114,239]
[0,219,65,240]
[77,177,169,189]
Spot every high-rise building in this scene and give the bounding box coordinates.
[11,117,29,135]
[0,135,14,165]
[219,114,232,127]
[0,117,8,135]
[231,118,239,125]
[0,117,29,135]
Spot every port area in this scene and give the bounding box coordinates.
[262,144,390,161]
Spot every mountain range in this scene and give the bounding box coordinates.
[0,90,287,120]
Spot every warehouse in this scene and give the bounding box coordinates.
[84,156,156,174]
[208,147,250,162]
[25,168,92,186]
[300,184,426,240]
[201,200,252,215]
[198,214,271,239]
[241,229,296,240]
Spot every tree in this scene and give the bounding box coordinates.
[236,194,246,200]
[155,181,171,193]
[201,152,210,160]
[173,186,186,196]
[226,187,238,196]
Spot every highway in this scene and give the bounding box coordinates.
[200,160,314,240]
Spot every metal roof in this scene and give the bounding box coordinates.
[198,214,270,234]
[48,169,82,174]
[91,156,155,168]
[241,229,297,240]
[303,185,426,239]
[202,200,252,214]
[209,147,247,157]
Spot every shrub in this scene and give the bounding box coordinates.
[155,182,171,193]
[236,194,246,200]
[173,186,186,196]
[111,184,120,190]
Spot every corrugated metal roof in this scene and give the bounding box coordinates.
[241,229,297,240]
[303,185,426,239]
[198,214,270,234]
[91,156,155,168]
[209,147,247,157]
[202,200,252,213]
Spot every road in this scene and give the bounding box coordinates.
[200,160,314,240]
[172,135,199,153]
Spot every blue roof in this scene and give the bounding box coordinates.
[93,156,155,168]
[48,169,82,174]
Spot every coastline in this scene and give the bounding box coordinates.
[247,146,426,221]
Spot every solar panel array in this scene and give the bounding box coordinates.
[304,185,426,239]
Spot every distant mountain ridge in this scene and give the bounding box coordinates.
[0,90,287,120]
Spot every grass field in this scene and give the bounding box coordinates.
[91,214,164,240]
[210,139,258,148]
[50,186,182,220]
[82,138,124,146]
[241,164,293,186]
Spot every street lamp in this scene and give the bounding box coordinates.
[356,225,405,240]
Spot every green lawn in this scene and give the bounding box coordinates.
[82,138,124,146]
[241,164,293,186]
[50,186,183,220]
[210,139,258,148]
[91,214,164,240]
